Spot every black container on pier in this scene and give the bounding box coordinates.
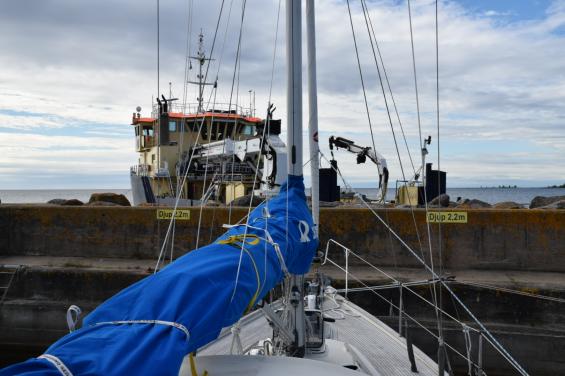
[424,163,446,203]
[319,160,340,202]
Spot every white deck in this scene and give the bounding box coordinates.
[198,294,440,375]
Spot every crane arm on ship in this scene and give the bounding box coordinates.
[329,136,389,202]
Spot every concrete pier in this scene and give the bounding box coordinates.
[1,205,564,374]
[1,205,564,271]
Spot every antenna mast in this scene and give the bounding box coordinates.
[188,31,215,113]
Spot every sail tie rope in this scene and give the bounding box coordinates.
[222,223,289,276]
[322,287,360,320]
[66,305,82,333]
[92,320,190,342]
[215,234,262,313]
[38,354,73,376]
[217,234,260,247]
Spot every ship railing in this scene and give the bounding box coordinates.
[321,239,492,373]
[151,102,254,118]
[131,164,150,176]
[184,173,252,184]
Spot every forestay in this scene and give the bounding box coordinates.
[1,175,317,376]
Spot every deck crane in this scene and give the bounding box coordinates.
[329,136,389,202]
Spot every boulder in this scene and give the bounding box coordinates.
[230,194,264,207]
[429,194,450,207]
[395,204,413,209]
[86,200,121,206]
[47,199,67,205]
[61,199,84,206]
[318,201,342,208]
[456,199,492,209]
[88,193,131,206]
[529,195,565,209]
[538,200,565,210]
[493,201,523,209]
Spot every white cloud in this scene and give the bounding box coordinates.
[0,0,564,188]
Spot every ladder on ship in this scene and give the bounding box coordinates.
[141,176,156,204]
[0,265,20,307]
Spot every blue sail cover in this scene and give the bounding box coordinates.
[1,175,318,376]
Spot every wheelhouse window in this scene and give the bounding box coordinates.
[169,121,177,132]
[143,127,154,137]
[241,124,255,136]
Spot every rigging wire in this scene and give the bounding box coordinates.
[359,0,417,178]
[178,0,194,185]
[156,0,161,199]
[336,4,525,372]
[350,0,427,264]
[435,0,446,342]
[166,0,195,263]
[352,193,529,375]
[406,0,439,330]
[322,256,487,372]
[155,0,228,269]
[229,0,284,304]
[344,0,379,183]
[323,246,482,336]
[323,139,527,373]
[350,0,442,336]
[227,0,246,226]
[194,0,239,248]
[454,281,565,304]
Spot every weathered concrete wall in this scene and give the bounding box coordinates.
[318,208,565,272]
[1,205,564,272]
[0,205,247,260]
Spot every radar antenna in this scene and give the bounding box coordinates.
[188,31,216,113]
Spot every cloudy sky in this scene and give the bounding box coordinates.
[1,0,564,189]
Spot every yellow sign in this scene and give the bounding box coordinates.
[156,209,191,221]
[426,211,467,223]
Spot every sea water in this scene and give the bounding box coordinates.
[1,187,564,205]
[0,189,133,204]
[357,187,565,205]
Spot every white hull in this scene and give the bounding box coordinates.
[191,292,442,375]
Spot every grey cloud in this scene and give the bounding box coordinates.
[1,0,565,188]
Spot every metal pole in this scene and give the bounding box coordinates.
[478,332,484,376]
[344,248,349,299]
[398,283,403,336]
[306,0,319,228]
[156,0,160,197]
[286,0,303,177]
[286,0,305,356]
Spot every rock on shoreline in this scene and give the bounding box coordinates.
[88,193,131,206]
[530,195,565,209]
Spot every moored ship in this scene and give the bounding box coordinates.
[130,34,287,206]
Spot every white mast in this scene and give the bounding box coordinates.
[286,0,306,356]
[306,0,319,228]
[286,0,303,177]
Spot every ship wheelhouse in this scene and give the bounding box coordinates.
[130,103,284,206]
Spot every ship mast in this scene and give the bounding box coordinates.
[188,32,215,114]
